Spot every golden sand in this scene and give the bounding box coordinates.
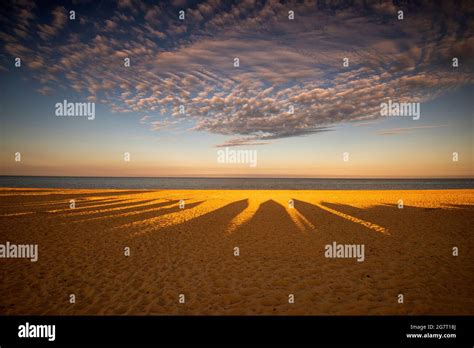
[0,188,473,315]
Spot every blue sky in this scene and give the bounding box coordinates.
[1,0,473,177]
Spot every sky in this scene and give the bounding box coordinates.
[0,0,473,178]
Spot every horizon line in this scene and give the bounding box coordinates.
[1,175,473,180]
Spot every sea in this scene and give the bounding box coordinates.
[0,176,473,190]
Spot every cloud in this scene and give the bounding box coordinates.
[1,0,473,146]
[377,124,448,136]
[37,6,67,40]
[36,86,53,96]
[117,0,133,9]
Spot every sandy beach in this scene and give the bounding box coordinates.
[0,188,473,315]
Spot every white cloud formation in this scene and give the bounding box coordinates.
[1,0,473,146]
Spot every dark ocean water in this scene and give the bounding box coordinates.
[0,176,473,190]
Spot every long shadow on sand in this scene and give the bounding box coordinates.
[319,201,473,241]
[292,199,389,241]
[143,199,249,238]
[0,190,155,205]
[71,200,204,229]
[229,199,309,245]
[64,199,183,223]
[132,199,249,262]
[0,196,117,207]
[53,198,158,215]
